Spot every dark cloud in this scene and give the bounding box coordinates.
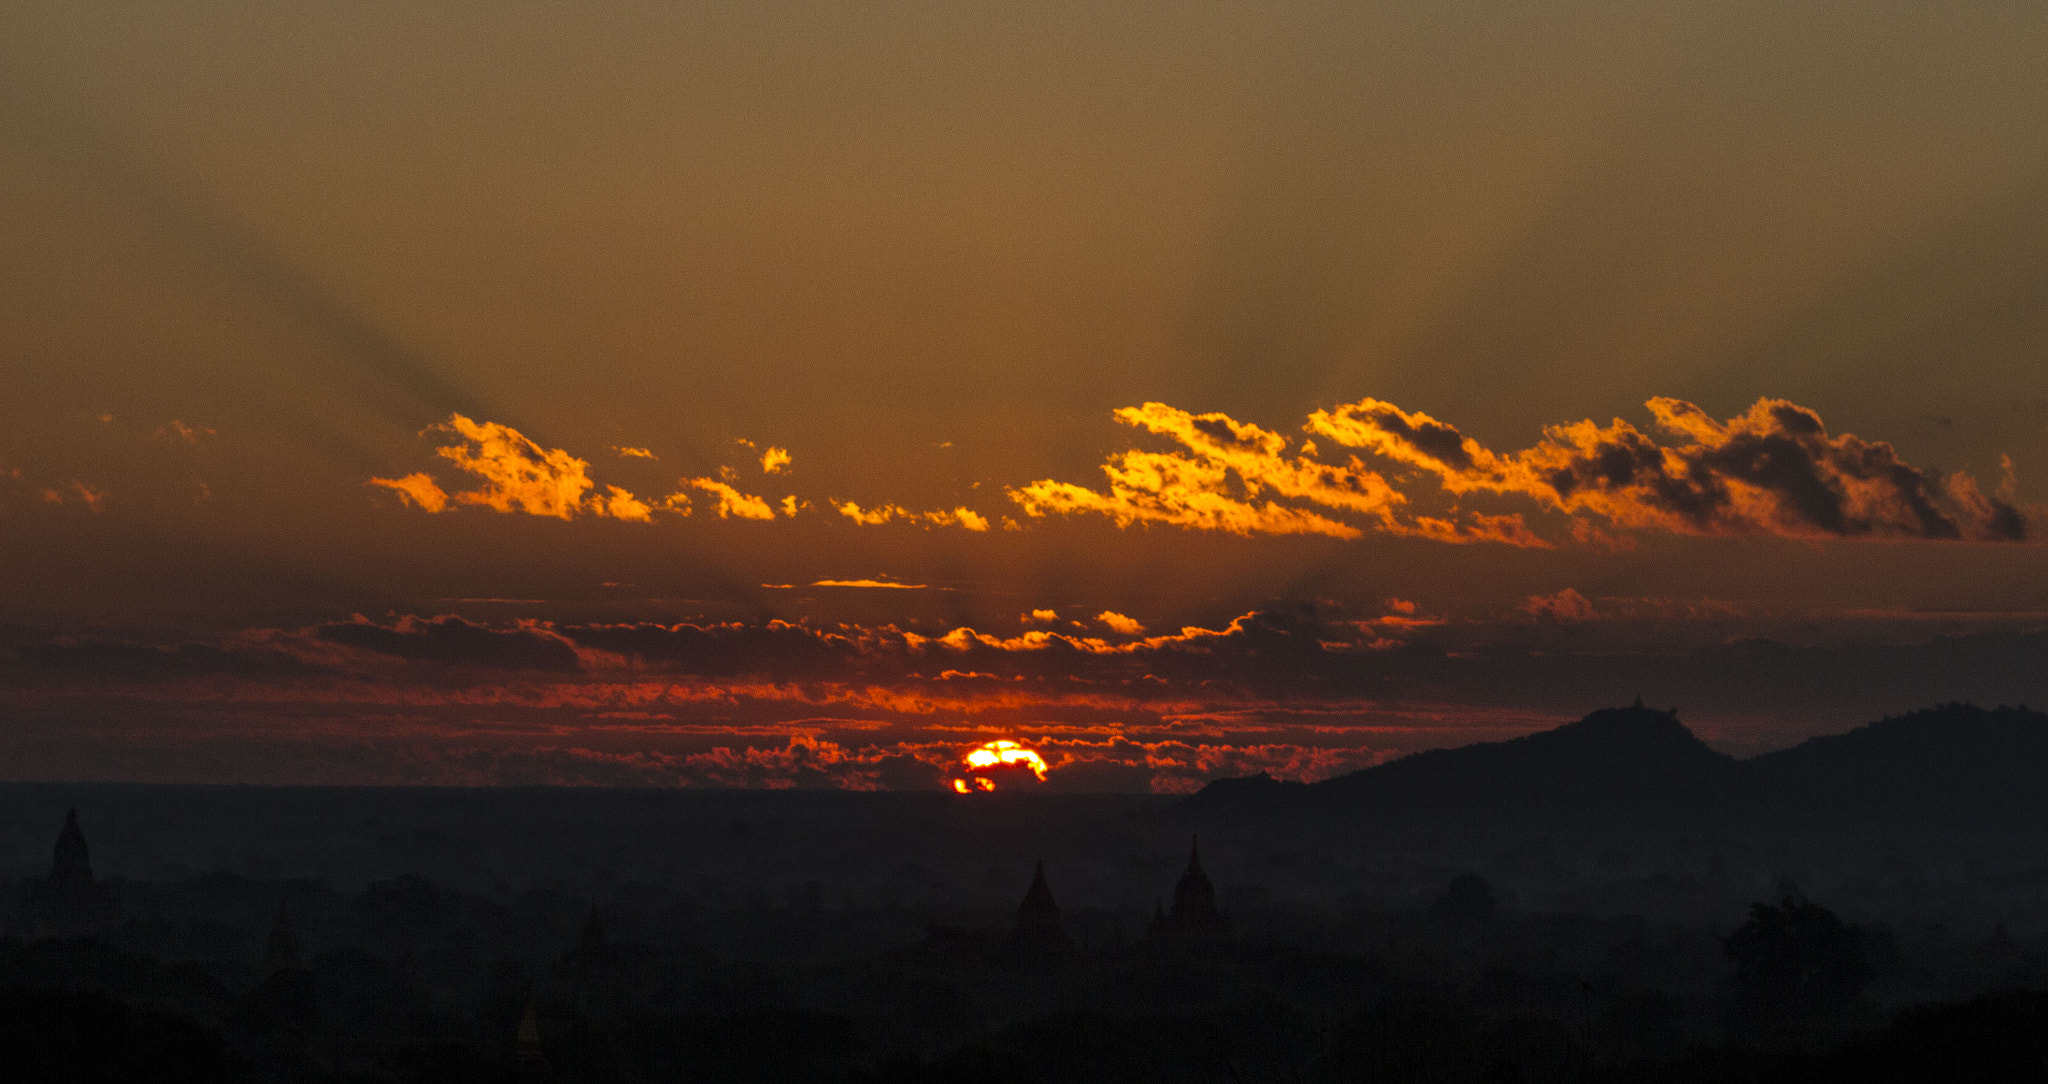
[4,607,2048,789]
[562,620,861,679]
[315,615,582,671]
[1314,396,2030,542]
[1354,403,1477,471]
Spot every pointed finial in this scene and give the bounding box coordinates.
[1632,693,1643,709]
[518,989,541,1043]
[1187,835,1202,874]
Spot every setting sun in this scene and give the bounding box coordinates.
[950,740,1049,793]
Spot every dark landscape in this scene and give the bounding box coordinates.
[9,702,2048,1081]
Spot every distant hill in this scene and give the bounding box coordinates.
[1747,702,2048,827]
[1180,702,2048,833]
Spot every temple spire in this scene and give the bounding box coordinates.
[1002,860,1073,966]
[262,900,303,974]
[514,990,552,1083]
[52,808,93,890]
[1007,860,1071,955]
[1146,836,1231,946]
[10,808,114,938]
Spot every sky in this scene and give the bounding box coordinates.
[3,0,2046,790]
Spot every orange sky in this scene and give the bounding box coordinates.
[3,1,2046,788]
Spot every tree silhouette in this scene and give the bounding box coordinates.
[1723,892,1869,1046]
[1430,874,1497,926]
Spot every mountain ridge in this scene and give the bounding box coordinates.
[1179,702,2048,830]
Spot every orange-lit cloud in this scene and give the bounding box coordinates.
[431,414,598,519]
[1010,402,1394,539]
[1097,610,1146,635]
[1309,396,2030,542]
[835,500,986,530]
[1522,588,1596,622]
[157,420,215,444]
[1024,397,2029,545]
[39,481,109,512]
[369,473,449,513]
[811,578,926,589]
[924,507,990,531]
[687,478,777,520]
[368,415,664,522]
[760,446,791,473]
[372,414,661,522]
[596,485,654,523]
[614,445,657,459]
[1012,450,1365,539]
[835,500,910,525]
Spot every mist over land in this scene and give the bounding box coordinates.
[11,703,2048,1080]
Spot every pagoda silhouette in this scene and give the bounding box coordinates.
[514,990,554,1083]
[10,808,116,938]
[1145,837,1232,946]
[261,900,305,976]
[1003,860,1073,965]
[554,905,614,1012]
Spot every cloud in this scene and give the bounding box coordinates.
[39,482,109,512]
[812,578,926,589]
[429,414,599,519]
[314,614,584,671]
[1010,402,1544,544]
[1008,403,1385,539]
[596,485,654,523]
[157,420,215,444]
[835,500,910,525]
[369,473,449,513]
[15,605,2048,789]
[372,415,660,522]
[834,501,985,530]
[1097,611,1146,635]
[1011,449,1364,539]
[924,507,990,531]
[687,478,777,520]
[1310,396,2030,542]
[1021,396,2031,545]
[614,445,657,460]
[760,446,791,473]
[1522,588,1596,623]
[1024,609,1058,624]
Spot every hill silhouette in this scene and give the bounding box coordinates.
[1746,702,2048,827]
[1180,702,2048,834]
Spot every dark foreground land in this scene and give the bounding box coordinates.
[8,703,2048,1081]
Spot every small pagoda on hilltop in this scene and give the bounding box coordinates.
[10,808,117,939]
[1145,837,1232,946]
